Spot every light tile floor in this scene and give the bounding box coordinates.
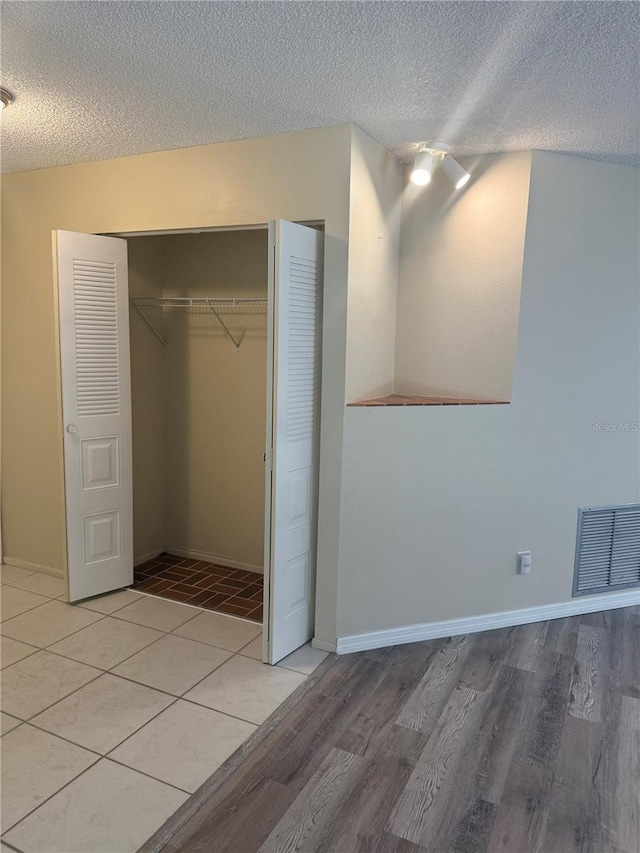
[0,567,328,853]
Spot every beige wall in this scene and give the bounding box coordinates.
[127,237,166,561]
[161,230,268,569]
[345,126,403,402]
[0,125,352,645]
[338,152,640,636]
[395,152,531,400]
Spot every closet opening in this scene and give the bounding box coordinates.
[56,221,323,664]
[127,229,269,623]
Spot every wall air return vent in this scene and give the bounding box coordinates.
[573,504,640,596]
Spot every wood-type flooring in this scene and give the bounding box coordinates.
[141,606,640,853]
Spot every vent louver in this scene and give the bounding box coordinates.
[573,504,640,595]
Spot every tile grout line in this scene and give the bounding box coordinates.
[3,576,65,594]
[0,753,189,845]
[0,644,41,672]
[108,596,205,628]
[1,606,110,651]
[0,594,58,625]
[0,747,103,839]
[13,719,104,758]
[12,664,105,725]
[100,754,193,795]
[74,592,147,616]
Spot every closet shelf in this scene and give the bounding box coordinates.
[130,297,268,351]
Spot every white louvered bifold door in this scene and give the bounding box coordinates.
[265,221,323,664]
[56,231,133,601]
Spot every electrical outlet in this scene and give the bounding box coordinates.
[517,550,532,574]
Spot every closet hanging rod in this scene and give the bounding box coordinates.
[131,297,267,308]
[130,296,268,351]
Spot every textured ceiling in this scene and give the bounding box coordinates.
[1,1,639,174]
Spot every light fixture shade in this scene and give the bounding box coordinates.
[441,155,470,189]
[0,88,13,110]
[410,150,437,186]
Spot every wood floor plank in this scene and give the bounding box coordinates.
[389,685,488,848]
[580,610,612,629]
[543,615,580,658]
[543,715,604,853]
[568,623,608,722]
[363,638,445,667]
[336,641,436,759]
[356,832,428,853]
[612,695,640,853]
[486,651,574,852]
[487,760,552,853]
[457,627,510,692]
[175,778,291,853]
[505,621,549,672]
[396,634,472,733]
[474,664,531,806]
[589,693,640,853]
[258,748,363,853]
[314,726,428,853]
[621,610,640,698]
[450,798,497,853]
[262,655,388,787]
[526,651,574,771]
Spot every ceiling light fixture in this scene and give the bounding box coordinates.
[441,154,471,189]
[0,88,14,111]
[410,142,471,190]
[410,148,438,186]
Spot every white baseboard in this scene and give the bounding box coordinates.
[167,547,263,576]
[134,548,165,567]
[312,638,337,653]
[335,588,640,655]
[3,557,64,579]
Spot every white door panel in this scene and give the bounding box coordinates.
[56,231,133,601]
[265,221,323,664]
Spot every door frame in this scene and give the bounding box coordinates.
[100,220,325,662]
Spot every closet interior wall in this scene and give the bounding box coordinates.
[128,230,269,573]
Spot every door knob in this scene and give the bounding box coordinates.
[66,424,78,434]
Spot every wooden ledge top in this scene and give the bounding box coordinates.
[348,394,510,407]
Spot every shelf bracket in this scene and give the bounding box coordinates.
[132,303,167,348]
[207,301,244,351]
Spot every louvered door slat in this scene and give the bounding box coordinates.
[74,260,120,418]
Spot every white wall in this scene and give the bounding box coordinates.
[395,152,531,400]
[337,151,640,636]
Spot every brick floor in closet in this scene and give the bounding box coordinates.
[133,555,263,623]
